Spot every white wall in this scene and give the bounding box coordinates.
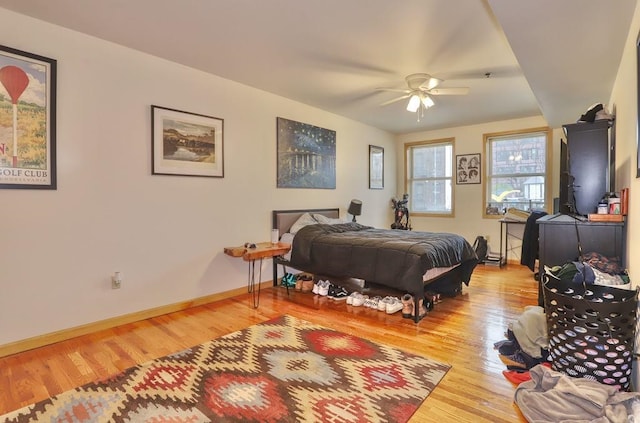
[604,1,640,387]
[395,116,555,257]
[0,9,395,345]
[609,0,640,283]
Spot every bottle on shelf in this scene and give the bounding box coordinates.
[608,192,620,215]
[597,193,609,215]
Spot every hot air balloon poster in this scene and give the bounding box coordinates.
[0,45,56,189]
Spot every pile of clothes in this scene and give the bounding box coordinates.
[494,305,549,384]
[515,364,640,422]
[497,305,640,421]
[544,251,630,289]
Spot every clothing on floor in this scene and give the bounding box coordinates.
[509,305,548,358]
[515,364,640,423]
[499,353,528,370]
[500,349,548,370]
[495,327,548,372]
[494,307,549,375]
[503,363,552,385]
[494,337,519,356]
[504,369,533,385]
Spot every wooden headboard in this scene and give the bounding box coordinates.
[272,208,340,235]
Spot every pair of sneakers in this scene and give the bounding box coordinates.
[281,273,296,287]
[346,292,367,307]
[379,296,403,314]
[345,293,402,314]
[312,280,331,296]
[363,296,383,309]
[328,285,349,301]
[367,296,403,314]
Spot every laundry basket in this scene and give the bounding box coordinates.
[542,275,638,391]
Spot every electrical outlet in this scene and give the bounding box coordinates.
[112,271,122,289]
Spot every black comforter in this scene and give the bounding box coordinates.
[289,222,478,294]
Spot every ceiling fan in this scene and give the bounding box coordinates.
[377,73,469,117]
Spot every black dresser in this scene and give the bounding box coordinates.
[537,213,626,305]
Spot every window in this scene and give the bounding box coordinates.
[405,138,454,215]
[483,128,551,217]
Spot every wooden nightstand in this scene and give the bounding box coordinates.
[224,242,291,308]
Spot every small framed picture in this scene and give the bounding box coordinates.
[456,153,480,184]
[151,105,224,177]
[369,145,384,189]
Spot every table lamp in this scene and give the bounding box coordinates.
[348,199,362,222]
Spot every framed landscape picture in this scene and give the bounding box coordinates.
[151,105,224,177]
[277,117,336,189]
[369,145,383,189]
[456,153,480,184]
[0,45,57,189]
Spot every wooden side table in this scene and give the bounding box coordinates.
[224,242,291,308]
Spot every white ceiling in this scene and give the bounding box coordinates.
[0,0,635,134]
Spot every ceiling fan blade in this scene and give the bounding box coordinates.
[375,87,411,93]
[380,94,410,106]
[427,87,469,96]
[419,77,442,90]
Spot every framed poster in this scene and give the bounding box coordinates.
[369,144,383,189]
[277,117,336,189]
[151,105,224,177]
[456,153,480,184]
[0,45,57,189]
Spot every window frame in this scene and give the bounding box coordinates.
[482,127,552,219]
[404,137,455,218]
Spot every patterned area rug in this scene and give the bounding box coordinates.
[1,315,450,422]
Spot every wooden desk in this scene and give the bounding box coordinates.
[224,242,291,308]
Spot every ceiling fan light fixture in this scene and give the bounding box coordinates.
[379,73,469,117]
[424,77,442,90]
[421,94,434,108]
[406,94,421,112]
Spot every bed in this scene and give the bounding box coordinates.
[272,208,479,322]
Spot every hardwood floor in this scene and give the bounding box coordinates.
[0,264,538,422]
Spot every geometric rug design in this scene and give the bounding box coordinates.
[0,315,450,422]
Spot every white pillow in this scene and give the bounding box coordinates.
[313,213,346,225]
[280,232,295,260]
[289,213,319,234]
